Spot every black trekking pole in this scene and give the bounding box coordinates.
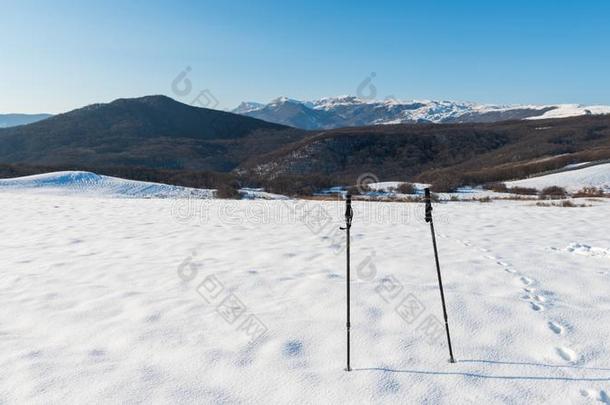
[340,193,354,371]
[424,188,456,363]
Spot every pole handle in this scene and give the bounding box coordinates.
[424,188,433,223]
[345,194,353,228]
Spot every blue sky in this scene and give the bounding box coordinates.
[2,0,610,113]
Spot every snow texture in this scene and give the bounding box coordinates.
[1,189,609,403]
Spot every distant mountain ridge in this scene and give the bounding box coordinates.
[232,96,610,129]
[0,95,302,172]
[0,113,52,128]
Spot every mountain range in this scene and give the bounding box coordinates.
[233,96,610,130]
[1,95,610,193]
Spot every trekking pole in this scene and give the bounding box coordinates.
[340,193,354,371]
[424,188,455,363]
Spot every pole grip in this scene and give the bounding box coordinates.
[424,188,433,223]
[345,194,353,228]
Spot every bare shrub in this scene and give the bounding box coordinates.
[573,186,605,198]
[536,200,588,208]
[539,186,568,200]
[484,182,508,193]
[397,182,416,194]
[216,182,241,199]
[508,186,538,196]
[430,177,462,193]
[263,174,336,196]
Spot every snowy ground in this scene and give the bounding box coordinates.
[507,163,610,192]
[1,191,610,404]
[324,182,502,201]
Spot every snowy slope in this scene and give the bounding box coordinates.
[0,171,290,200]
[526,105,610,120]
[1,194,609,403]
[0,171,214,198]
[507,163,610,192]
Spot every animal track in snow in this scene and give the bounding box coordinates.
[481,253,516,273]
[519,276,533,286]
[283,340,303,357]
[458,241,559,321]
[548,321,563,335]
[555,346,577,362]
[599,390,610,404]
[471,246,578,370]
[521,293,545,303]
[579,389,608,402]
[521,288,547,311]
[564,243,610,258]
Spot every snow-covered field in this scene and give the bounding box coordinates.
[507,163,610,192]
[0,172,287,200]
[367,182,501,200]
[1,190,610,404]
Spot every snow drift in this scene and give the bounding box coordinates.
[0,171,215,199]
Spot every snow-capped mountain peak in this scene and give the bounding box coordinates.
[232,96,610,130]
[232,101,265,114]
[269,96,303,105]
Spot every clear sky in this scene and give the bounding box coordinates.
[2,0,610,113]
